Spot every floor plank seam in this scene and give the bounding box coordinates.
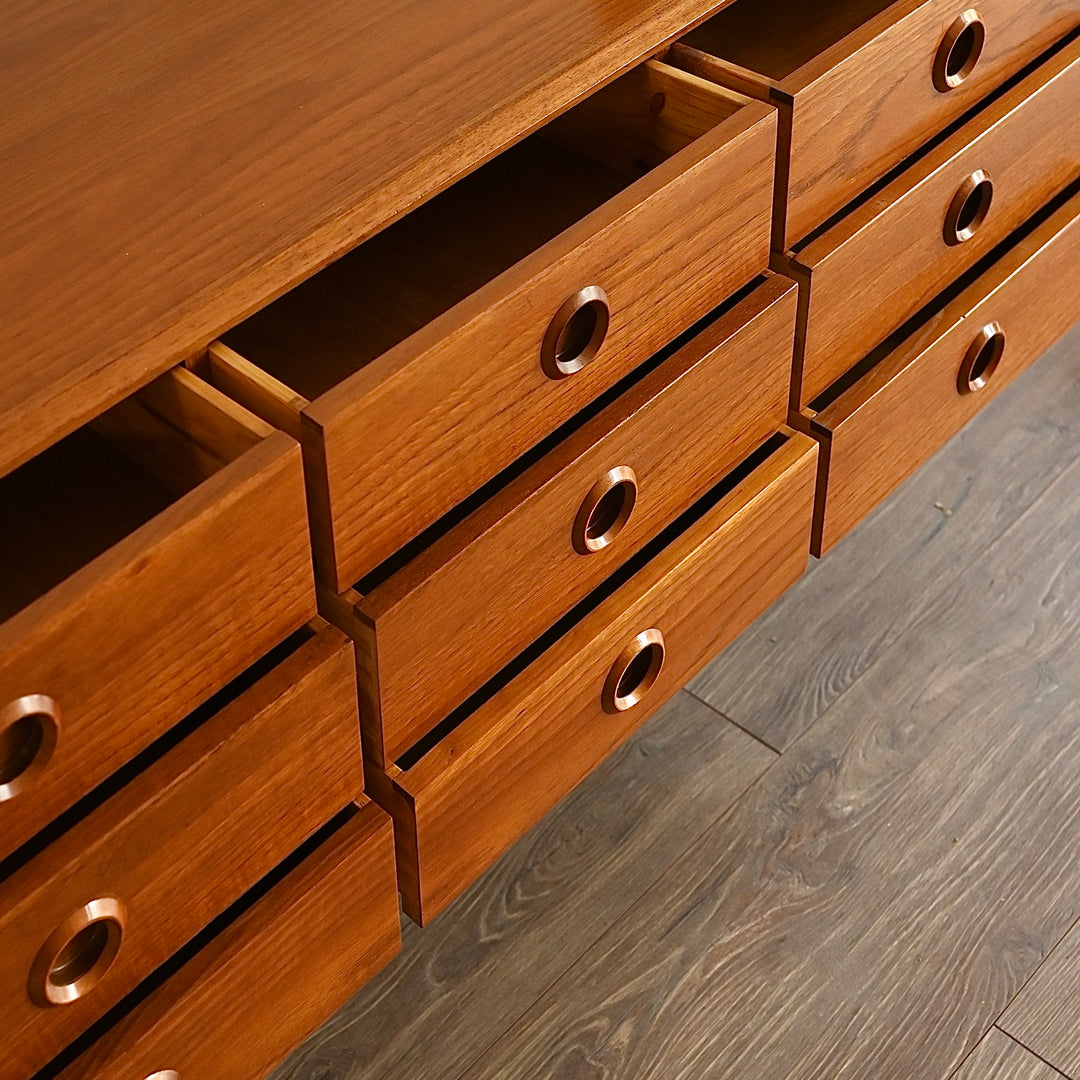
[993,1026,1076,1080]
[681,687,784,755]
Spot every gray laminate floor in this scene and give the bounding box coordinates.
[272,322,1080,1080]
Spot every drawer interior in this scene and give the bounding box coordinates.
[216,61,747,403]
[0,368,269,623]
[682,0,894,80]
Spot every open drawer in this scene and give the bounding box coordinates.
[0,623,362,1079]
[803,184,1080,557]
[54,801,400,1080]
[367,432,817,925]
[209,58,776,591]
[324,275,796,768]
[789,33,1080,408]
[0,367,315,861]
[669,0,1078,248]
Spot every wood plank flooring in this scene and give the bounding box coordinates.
[271,322,1080,1080]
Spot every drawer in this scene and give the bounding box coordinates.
[367,433,817,925]
[0,623,362,1079]
[208,58,776,591]
[325,275,797,768]
[55,802,400,1080]
[0,367,315,862]
[671,0,1078,248]
[803,185,1080,557]
[790,34,1080,408]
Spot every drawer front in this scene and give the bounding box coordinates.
[0,626,362,1078]
[794,36,1080,407]
[808,189,1080,556]
[57,802,400,1080]
[370,434,817,924]
[300,102,776,591]
[782,0,1076,244]
[353,277,796,766]
[0,372,316,861]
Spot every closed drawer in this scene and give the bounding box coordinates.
[326,276,796,768]
[790,34,1080,408]
[55,801,400,1080]
[672,0,1078,247]
[0,367,315,861]
[804,185,1080,557]
[367,433,817,925]
[0,623,362,1079]
[209,58,776,592]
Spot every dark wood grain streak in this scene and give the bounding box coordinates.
[268,691,772,1080]
[464,446,1080,1080]
[952,1029,1068,1080]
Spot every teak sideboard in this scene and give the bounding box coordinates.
[2,2,1079,1077]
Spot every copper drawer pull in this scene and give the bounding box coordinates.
[0,694,61,802]
[541,286,610,379]
[944,170,993,245]
[29,897,127,1006]
[602,628,665,713]
[958,321,1005,394]
[573,466,638,554]
[934,10,986,93]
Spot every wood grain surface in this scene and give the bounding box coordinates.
[463,435,1080,1080]
[953,1029,1067,1080]
[352,277,795,767]
[689,320,1080,751]
[59,802,401,1080]
[0,626,361,1080]
[1000,920,1080,1077]
[793,35,1080,407]
[682,0,1078,246]
[271,692,771,1080]
[0,0,743,483]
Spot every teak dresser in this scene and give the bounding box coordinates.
[2,2,1078,1077]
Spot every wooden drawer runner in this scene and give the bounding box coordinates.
[672,0,1078,247]
[210,58,776,591]
[0,624,362,1079]
[327,275,796,768]
[805,186,1080,557]
[0,367,315,862]
[53,802,399,1080]
[791,34,1080,408]
[368,433,817,925]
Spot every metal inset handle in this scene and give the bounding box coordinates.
[29,897,127,1007]
[934,10,986,92]
[541,286,610,379]
[944,170,993,245]
[0,694,61,802]
[602,628,665,714]
[145,1072,180,1080]
[573,466,638,555]
[957,321,1005,395]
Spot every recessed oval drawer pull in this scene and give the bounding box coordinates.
[934,10,987,93]
[144,1072,179,1079]
[944,170,993,246]
[573,466,638,555]
[602,628,665,714]
[958,321,1005,395]
[0,694,61,803]
[29,897,126,1007]
[541,286,610,379]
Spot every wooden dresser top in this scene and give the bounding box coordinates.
[1,0,731,479]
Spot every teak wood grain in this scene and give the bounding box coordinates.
[953,1029,1066,1080]
[806,188,1080,557]
[0,369,315,861]
[790,35,1080,408]
[1000,918,1080,1077]
[675,0,1078,247]
[367,434,816,925]
[334,277,795,767]
[58,802,401,1080]
[0,0,747,483]
[0,625,362,1080]
[211,63,775,590]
